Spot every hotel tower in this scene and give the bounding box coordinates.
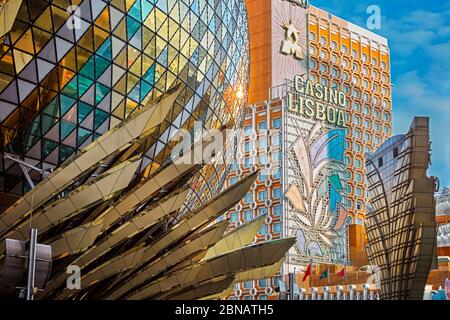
[223,0,392,300]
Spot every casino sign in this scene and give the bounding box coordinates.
[287,76,347,127]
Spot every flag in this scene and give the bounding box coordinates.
[302,263,312,282]
[319,269,328,280]
[337,267,345,278]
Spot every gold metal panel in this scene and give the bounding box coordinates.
[232,258,285,284]
[49,220,104,258]
[0,0,23,38]
[126,238,295,300]
[0,92,172,237]
[202,215,265,260]
[105,220,228,300]
[2,159,140,247]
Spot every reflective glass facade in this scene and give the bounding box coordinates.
[0,0,250,198]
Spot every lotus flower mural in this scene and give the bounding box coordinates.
[285,123,348,264]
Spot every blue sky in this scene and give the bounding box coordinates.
[310,0,450,187]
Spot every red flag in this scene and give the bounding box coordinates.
[337,267,345,278]
[302,264,312,282]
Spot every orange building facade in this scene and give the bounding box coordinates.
[224,0,392,300]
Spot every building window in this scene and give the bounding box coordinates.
[244,281,253,289]
[258,207,268,216]
[259,155,267,165]
[272,152,281,162]
[272,134,281,146]
[309,32,316,40]
[356,187,363,196]
[342,45,348,53]
[259,171,267,182]
[356,201,363,211]
[273,187,282,199]
[273,168,282,179]
[272,118,281,129]
[320,36,327,45]
[355,159,362,168]
[274,222,282,233]
[244,157,251,168]
[362,53,368,62]
[310,59,317,68]
[342,72,349,81]
[244,210,253,221]
[393,147,399,158]
[320,63,328,72]
[355,173,362,181]
[273,205,282,216]
[378,157,383,167]
[259,224,268,235]
[258,278,267,288]
[259,138,267,149]
[332,67,339,77]
[244,193,253,204]
[244,125,252,135]
[258,121,267,130]
[230,212,238,222]
[258,190,267,201]
[244,141,252,152]
[230,176,238,185]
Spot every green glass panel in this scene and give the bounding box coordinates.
[77,127,91,146]
[96,37,112,60]
[95,83,109,104]
[129,82,140,102]
[41,114,57,135]
[60,120,76,140]
[127,16,141,40]
[78,75,94,96]
[30,117,41,136]
[79,58,96,80]
[94,108,109,130]
[62,76,78,98]
[60,94,76,116]
[78,102,93,123]
[329,174,343,191]
[143,64,155,85]
[95,55,111,79]
[140,81,153,101]
[129,0,142,21]
[42,139,58,158]
[42,97,60,117]
[59,144,75,163]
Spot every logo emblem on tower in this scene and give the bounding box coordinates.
[280,21,304,60]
